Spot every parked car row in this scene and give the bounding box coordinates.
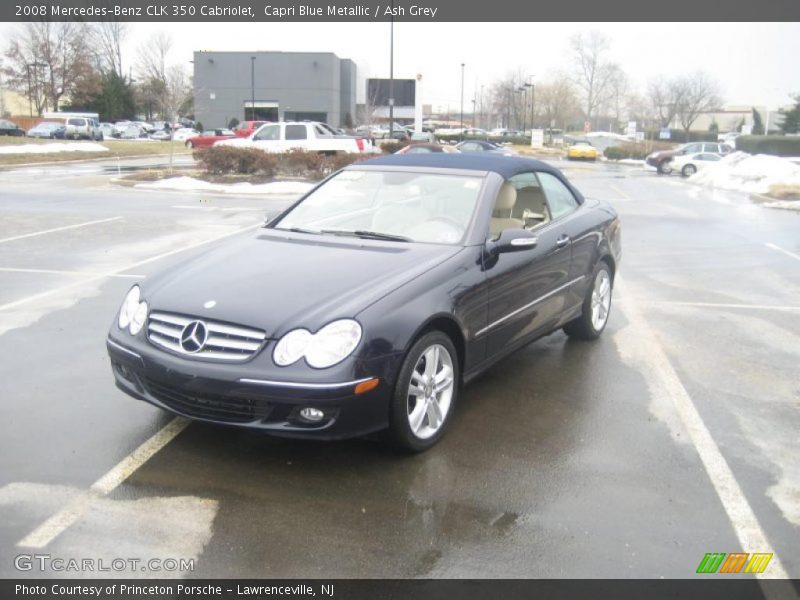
[646,141,733,175]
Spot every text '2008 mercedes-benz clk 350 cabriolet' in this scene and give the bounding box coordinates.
[107,154,621,451]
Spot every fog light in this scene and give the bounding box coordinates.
[300,407,325,422]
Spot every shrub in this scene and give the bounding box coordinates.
[381,141,408,154]
[603,143,650,160]
[735,135,800,157]
[195,147,372,179]
[194,146,277,176]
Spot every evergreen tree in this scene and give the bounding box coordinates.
[780,95,800,134]
[751,108,764,135]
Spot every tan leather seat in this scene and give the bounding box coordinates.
[490,182,524,238]
[514,186,550,228]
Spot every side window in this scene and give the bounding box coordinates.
[684,143,702,153]
[538,172,579,220]
[253,124,280,141]
[68,118,83,126]
[460,142,478,151]
[286,124,307,140]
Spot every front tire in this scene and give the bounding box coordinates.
[657,160,673,175]
[388,331,459,452]
[563,262,613,340]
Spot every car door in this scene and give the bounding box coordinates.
[544,171,601,313]
[481,172,573,357]
[252,123,282,151]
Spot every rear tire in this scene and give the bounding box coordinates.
[681,164,697,177]
[657,160,673,175]
[388,331,459,453]
[563,262,613,341]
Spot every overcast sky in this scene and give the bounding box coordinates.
[2,21,799,110]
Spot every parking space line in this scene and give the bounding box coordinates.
[0,223,261,313]
[648,300,800,312]
[765,242,800,262]
[0,267,145,279]
[617,277,788,580]
[17,417,189,549]
[0,217,122,244]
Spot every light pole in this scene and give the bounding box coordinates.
[525,81,534,131]
[518,87,526,134]
[389,0,395,139]
[250,56,256,121]
[460,63,465,141]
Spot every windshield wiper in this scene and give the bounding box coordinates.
[285,227,321,234]
[321,229,411,242]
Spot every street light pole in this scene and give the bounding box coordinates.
[389,0,395,139]
[250,56,256,121]
[460,62,465,141]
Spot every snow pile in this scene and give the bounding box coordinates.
[0,142,109,155]
[690,151,800,195]
[135,176,314,195]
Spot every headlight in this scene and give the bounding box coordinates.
[129,301,148,335]
[305,320,363,368]
[272,328,313,366]
[118,286,140,330]
[273,319,362,369]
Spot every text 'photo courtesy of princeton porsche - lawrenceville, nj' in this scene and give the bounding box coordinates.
[0,1,798,599]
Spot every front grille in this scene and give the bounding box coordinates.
[147,311,266,361]
[143,377,271,423]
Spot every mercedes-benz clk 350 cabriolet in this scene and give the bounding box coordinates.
[107,154,621,451]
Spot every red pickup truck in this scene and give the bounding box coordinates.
[184,129,236,149]
[234,121,269,138]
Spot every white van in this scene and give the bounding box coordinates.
[42,112,103,141]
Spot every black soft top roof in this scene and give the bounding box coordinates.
[357,152,562,179]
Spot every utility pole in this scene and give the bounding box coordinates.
[460,62,465,141]
[250,56,256,121]
[389,0,395,139]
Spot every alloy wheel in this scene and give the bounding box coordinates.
[406,344,454,439]
[590,269,612,331]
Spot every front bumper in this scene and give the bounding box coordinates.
[106,336,399,440]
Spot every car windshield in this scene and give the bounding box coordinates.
[273,169,484,245]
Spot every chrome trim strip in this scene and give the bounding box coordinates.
[106,338,142,360]
[475,275,585,337]
[238,377,374,390]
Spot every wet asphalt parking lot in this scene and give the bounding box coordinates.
[0,155,798,581]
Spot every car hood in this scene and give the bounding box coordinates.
[143,230,462,338]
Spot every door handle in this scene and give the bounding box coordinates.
[556,235,571,248]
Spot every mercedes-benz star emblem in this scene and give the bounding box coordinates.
[180,320,208,353]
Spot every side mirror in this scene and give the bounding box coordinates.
[264,210,283,226]
[487,229,538,255]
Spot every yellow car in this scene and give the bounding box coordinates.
[566,140,598,161]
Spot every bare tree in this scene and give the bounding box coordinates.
[536,74,579,132]
[92,21,128,75]
[2,22,94,114]
[569,31,619,125]
[161,64,192,123]
[136,32,172,83]
[674,72,722,135]
[648,79,686,128]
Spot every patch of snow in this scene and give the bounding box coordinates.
[135,176,314,195]
[690,151,800,195]
[0,142,109,155]
[616,159,646,166]
[762,200,800,211]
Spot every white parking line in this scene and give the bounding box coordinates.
[17,417,188,548]
[0,216,122,244]
[765,242,800,262]
[0,267,145,279]
[0,223,260,313]
[617,277,788,579]
[649,300,800,312]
